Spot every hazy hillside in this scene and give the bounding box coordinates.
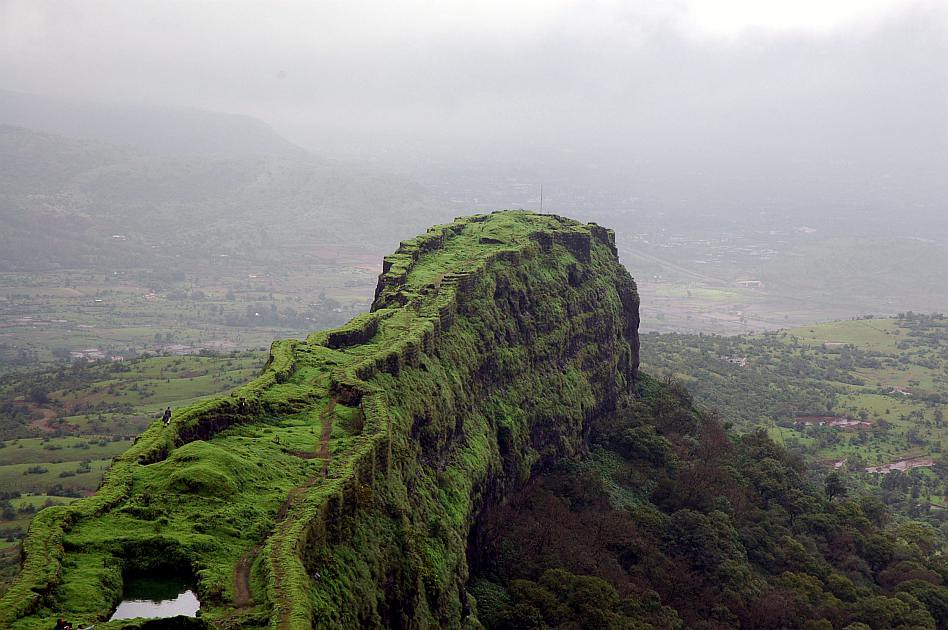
[0,89,302,158]
[0,121,450,271]
[758,238,948,313]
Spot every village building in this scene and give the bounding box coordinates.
[795,415,872,430]
[865,456,934,475]
[735,279,763,288]
[719,355,749,367]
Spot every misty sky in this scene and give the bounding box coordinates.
[2,0,946,222]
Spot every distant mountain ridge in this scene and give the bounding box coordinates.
[0,94,452,271]
[0,89,303,157]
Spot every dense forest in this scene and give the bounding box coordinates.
[469,375,948,629]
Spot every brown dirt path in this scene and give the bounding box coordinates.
[317,399,335,477]
[272,398,337,628]
[233,544,260,608]
[232,398,337,619]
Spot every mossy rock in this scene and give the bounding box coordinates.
[158,442,251,497]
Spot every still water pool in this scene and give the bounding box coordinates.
[109,573,200,620]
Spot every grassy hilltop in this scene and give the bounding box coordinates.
[1,212,640,629]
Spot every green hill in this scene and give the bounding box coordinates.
[0,212,639,628]
[0,89,303,158]
[2,214,944,629]
[0,123,449,271]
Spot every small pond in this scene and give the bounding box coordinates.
[109,573,201,620]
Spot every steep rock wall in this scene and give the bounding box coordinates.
[303,217,639,628]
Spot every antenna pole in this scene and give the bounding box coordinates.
[540,183,543,211]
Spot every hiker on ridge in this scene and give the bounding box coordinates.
[162,406,172,426]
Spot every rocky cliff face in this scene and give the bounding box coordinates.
[0,211,639,629]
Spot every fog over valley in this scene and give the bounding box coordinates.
[3,0,946,230]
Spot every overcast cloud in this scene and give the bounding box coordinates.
[1,0,946,223]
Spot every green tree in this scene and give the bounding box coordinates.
[896,581,948,628]
[27,385,50,405]
[825,472,847,500]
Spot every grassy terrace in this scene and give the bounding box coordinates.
[1,211,609,629]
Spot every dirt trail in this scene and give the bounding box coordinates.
[317,399,335,477]
[233,398,337,617]
[273,399,337,628]
[233,544,260,608]
[285,400,336,464]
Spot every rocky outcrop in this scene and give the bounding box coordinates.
[0,211,639,629]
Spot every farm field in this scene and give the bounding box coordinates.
[0,257,381,377]
[641,313,947,525]
[0,349,268,593]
